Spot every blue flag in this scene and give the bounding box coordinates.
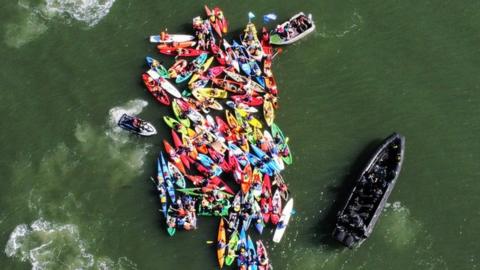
[263,13,277,23]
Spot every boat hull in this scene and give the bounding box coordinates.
[332,133,405,248]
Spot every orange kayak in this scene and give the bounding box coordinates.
[217,219,226,268]
[156,40,196,50]
[163,139,186,174]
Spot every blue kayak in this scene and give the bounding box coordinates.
[160,151,176,202]
[175,53,209,84]
[175,71,193,84]
[197,154,223,176]
[237,229,248,268]
[228,143,250,167]
[254,213,265,234]
[247,235,258,270]
[156,157,168,218]
[247,153,273,175]
[197,153,215,167]
[232,41,253,76]
[250,144,282,173]
[146,56,169,78]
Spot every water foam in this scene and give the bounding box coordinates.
[4,12,48,48]
[5,220,94,269]
[5,219,138,270]
[382,201,421,248]
[5,0,116,48]
[43,0,117,27]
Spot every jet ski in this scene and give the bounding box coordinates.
[117,113,157,136]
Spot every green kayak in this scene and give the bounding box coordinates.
[163,116,189,136]
[177,188,233,198]
[172,100,190,128]
[225,231,239,266]
[166,207,176,236]
[198,199,231,217]
[271,123,293,165]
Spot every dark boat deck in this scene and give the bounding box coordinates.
[332,133,405,248]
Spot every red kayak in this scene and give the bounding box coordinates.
[261,27,273,56]
[168,59,188,78]
[210,43,228,66]
[208,176,234,195]
[208,147,231,172]
[171,130,191,169]
[176,98,194,111]
[260,174,273,223]
[159,47,207,57]
[214,7,228,34]
[215,116,231,135]
[193,161,211,176]
[185,174,205,186]
[142,73,170,105]
[265,76,278,96]
[204,5,223,37]
[215,117,238,143]
[231,94,264,107]
[185,174,233,195]
[163,139,187,174]
[263,57,273,78]
[270,190,282,225]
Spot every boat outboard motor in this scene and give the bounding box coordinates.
[334,227,346,242]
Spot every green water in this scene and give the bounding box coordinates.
[1,0,479,269]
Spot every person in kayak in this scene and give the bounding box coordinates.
[160,29,169,41]
[238,247,248,263]
[217,239,227,249]
[227,247,237,260]
[278,182,289,197]
[167,216,176,228]
[183,221,192,231]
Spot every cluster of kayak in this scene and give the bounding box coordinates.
[121,5,315,270]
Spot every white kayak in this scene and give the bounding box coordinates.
[226,101,258,113]
[273,198,294,243]
[158,77,182,98]
[149,34,195,43]
[146,69,161,80]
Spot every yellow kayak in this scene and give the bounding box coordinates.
[263,99,274,126]
[236,108,263,129]
[191,90,224,111]
[193,88,228,99]
[253,127,263,142]
[189,56,214,84]
[225,110,239,130]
